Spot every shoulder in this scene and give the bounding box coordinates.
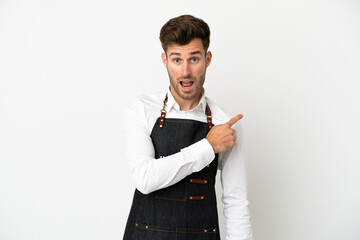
[123,91,166,134]
[205,96,244,132]
[127,91,166,114]
[205,96,233,125]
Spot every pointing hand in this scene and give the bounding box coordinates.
[206,114,243,153]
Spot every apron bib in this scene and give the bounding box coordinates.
[123,97,220,240]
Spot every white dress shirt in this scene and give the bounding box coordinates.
[123,89,253,240]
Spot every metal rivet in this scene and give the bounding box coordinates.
[201,196,204,200]
[135,223,138,227]
[145,225,149,229]
[213,229,216,232]
[204,229,207,232]
[189,196,193,200]
[190,179,193,182]
[160,125,163,127]
[204,180,207,184]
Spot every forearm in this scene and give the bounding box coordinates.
[223,195,252,240]
[126,136,214,194]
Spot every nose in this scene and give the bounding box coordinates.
[181,62,192,77]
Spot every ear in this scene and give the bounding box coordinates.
[205,51,212,67]
[161,52,167,67]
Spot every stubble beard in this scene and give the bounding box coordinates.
[168,72,206,101]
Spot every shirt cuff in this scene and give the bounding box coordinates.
[181,138,215,172]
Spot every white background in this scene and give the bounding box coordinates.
[1,0,360,239]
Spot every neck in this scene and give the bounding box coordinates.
[170,88,203,111]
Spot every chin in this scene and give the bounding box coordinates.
[179,91,200,101]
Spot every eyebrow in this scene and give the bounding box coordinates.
[168,51,203,57]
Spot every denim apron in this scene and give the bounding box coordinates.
[123,96,220,240]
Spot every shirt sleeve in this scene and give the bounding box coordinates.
[122,99,215,195]
[220,121,253,240]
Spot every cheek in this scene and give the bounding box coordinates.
[167,65,179,75]
[193,65,206,74]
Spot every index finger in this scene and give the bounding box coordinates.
[226,114,243,127]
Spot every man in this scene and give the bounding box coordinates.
[123,15,252,240]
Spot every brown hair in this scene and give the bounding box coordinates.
[159,15,210,53]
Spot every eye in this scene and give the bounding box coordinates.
[191,57,199,63]
[173,58,181,63]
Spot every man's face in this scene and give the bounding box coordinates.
[162,38,212,105]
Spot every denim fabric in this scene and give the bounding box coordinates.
[123,118,220,240]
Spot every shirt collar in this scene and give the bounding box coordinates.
[166,87,207,113]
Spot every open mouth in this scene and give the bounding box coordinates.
[180,81,194,88]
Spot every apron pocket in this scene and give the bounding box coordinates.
[133,223,216,240]
[133,224,173,239]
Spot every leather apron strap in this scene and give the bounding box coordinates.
[159,93,213,129]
